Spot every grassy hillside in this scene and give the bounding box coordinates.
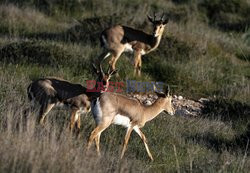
[0,0,250,172]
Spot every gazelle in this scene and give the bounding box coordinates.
[87,86,174,160]
[98,13,169,76]
[27,63,116,132]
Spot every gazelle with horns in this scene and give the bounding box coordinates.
[87,85,175,160]
[27,61,116,132]
[98,13,169,76]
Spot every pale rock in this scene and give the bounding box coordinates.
[178,96,183,100]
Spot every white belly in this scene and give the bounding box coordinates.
[112,114,131,128]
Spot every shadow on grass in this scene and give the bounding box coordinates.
[187,124,250,154]
[9,15,124,44]
[201,98,250,122]
[186,98,250,154]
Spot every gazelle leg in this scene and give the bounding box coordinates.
[69,109,77,132]
[133,52,139,76]
[38,103,54,125]
[87,127,99,149]
[133,51,142,76]
[120,125,134,159]
[109,50,123,71]
[95,133,101,156]
[87,122,110,155]
[137,55,142,76]
[134,126,154,161]
[77,113,81,132]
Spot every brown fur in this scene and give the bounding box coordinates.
[87,88,174,160]
[99,14,168,76]
[27,63,116,132]
[27,78,91,132]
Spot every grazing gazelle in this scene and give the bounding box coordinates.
[98,13,169,76]
[87,85,174,160]
[27,63,116,132]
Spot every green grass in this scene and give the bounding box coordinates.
[0,1,250,172]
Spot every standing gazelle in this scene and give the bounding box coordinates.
[87,86,174,160]
[99,13,169,76]
[27,62,116,132]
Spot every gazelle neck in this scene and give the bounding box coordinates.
[147,34,163,54]
[143,99,164,122]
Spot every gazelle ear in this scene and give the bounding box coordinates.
[165,85,170,97]
[153,84,166,97]
[155,91,166,98]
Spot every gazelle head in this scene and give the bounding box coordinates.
[155,85,175,116]
[147,13,169,37]
[92,62,117,90]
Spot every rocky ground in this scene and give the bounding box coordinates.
[128,93,210,117]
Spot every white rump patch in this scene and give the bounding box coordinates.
[124,43,133,53]
[91,98,102,124]
[113,114,131,128]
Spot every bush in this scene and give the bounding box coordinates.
[165,5,189,23]
[66,15,123,43]
[143,35,205,96]
[0,0,83,16]
[157,35,199,62]
[199,0,250,31]
[0,41,92,77]
[243,29,250,46]
[171,0,192,4]
[236,49,250,61]
[0,41,70,66]
[0,4,64,36]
